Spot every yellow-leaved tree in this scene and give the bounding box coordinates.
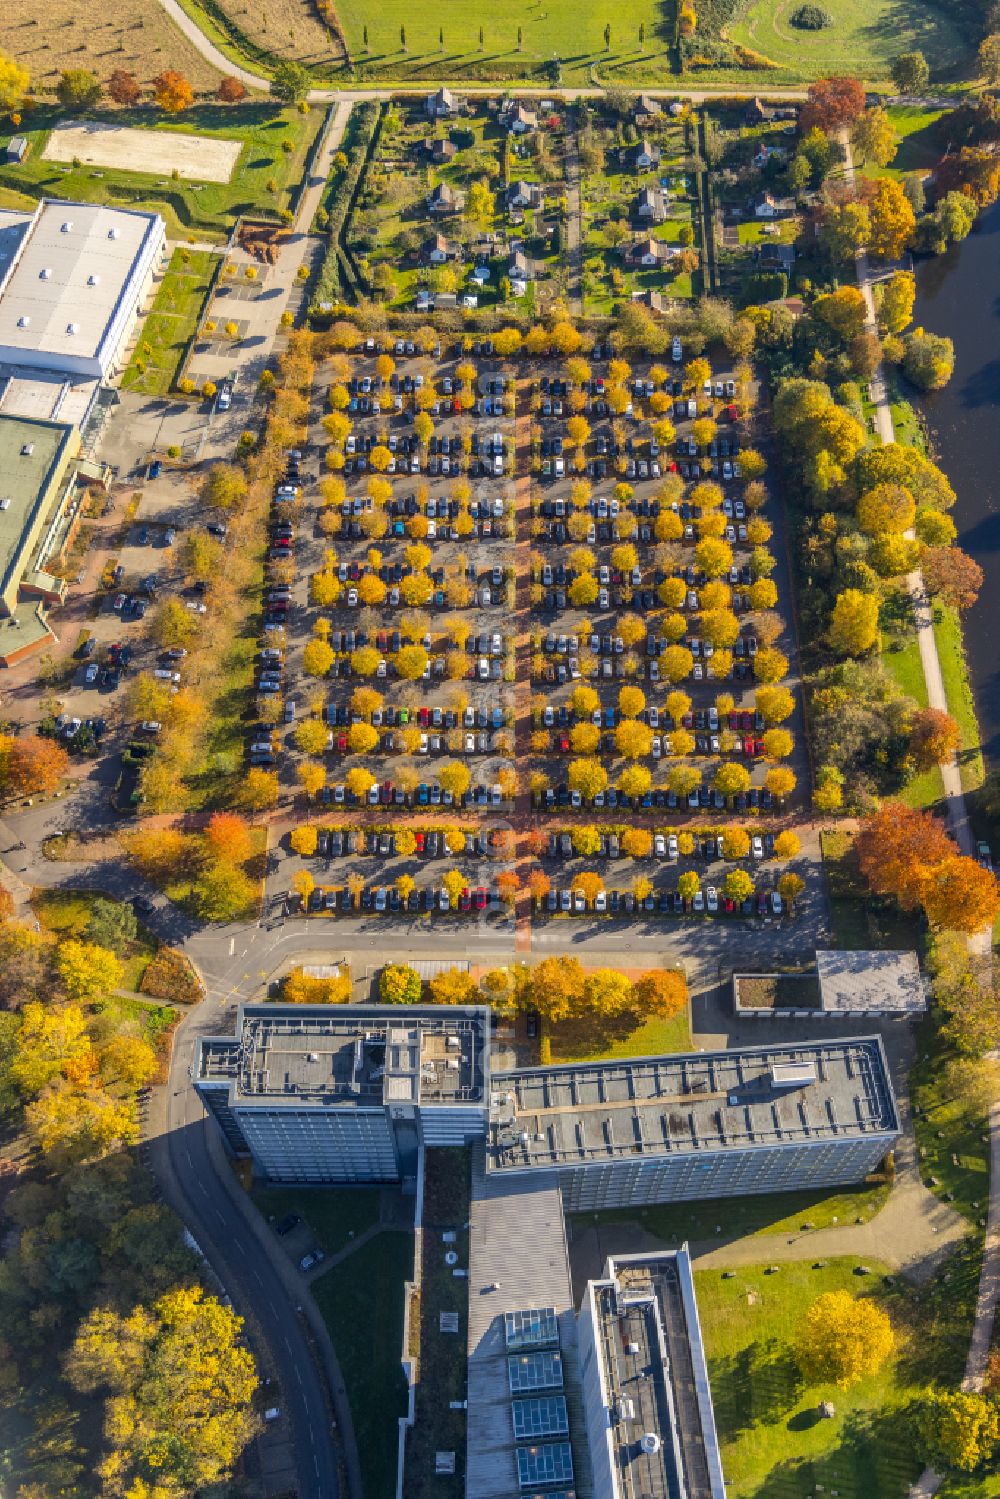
[796,1290,894,1389]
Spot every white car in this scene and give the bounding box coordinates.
[654,834,666,859]
[706,886,718,914]
[752,836,764,859]
[692,888,705,912]
[667,835,679,860]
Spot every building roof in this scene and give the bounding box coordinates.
[637,93,662,115]
[0,200,162,367]
[816,949,926,1014]
[196,1003,490,1111]
[585,1249,725,1499]
[627,236,669,260]
[0,413,78,606]
[488,1037,898,1172]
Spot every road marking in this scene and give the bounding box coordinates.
[314,1456,320,1478]
[229,937,236,956]
[234,1240,246,1256]
[215,1210,226,1227]
[252,1269,264,1286]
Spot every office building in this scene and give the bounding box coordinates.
[577,1248,725,1499]
[195,1004,491,1183]
[488,1037,898,1212]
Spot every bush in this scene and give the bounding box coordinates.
[140,946,204,1004]
[790,3,833,27]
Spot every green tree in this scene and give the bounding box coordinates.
[272,59,312,101]
[57,69,102,111]
[86,898,138,956]
[851,107,898,167]
[903,328,955,391]
[191,862,256,922]
[891,51,928,94]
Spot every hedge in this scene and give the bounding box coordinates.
[311,102,380,312]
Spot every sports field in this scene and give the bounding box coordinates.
[730,0,969,81]
[43,121,242,184]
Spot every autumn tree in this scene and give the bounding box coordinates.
[65,1286,258,1493]
[428,967,479,1005]
[918,1391,1000,1473]
[796,1289,894,1389]
[631,970,687,1019]
[238,767,280,811]
[153,70,194,113]
[855,802,954,910]
[527,956,585,1024]
[204,812,253,866]
[3,735,68,796]
[903,327,954,390]
[218,74,247,102]
[107,68,142,105]
[380,964,421,1003]
[922,547,983,610]
[800,75,866,134]
[568,758,608,801]
[57,68,102,111]
[909,707,960,770]
[852,107,898,167]
[828,588,879,656]
[921,857,1000,934]
[57,941,124,1005]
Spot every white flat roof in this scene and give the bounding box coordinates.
[0,201,162,365]
[816,949,926,1014]
[0,365,99,428]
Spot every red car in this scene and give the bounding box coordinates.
[460,888,472,912]
[474,887,488,911]
[418,707,430,727]
[743,735,755,756]
[414,832,425,853]
[558,734,570,752]
[336,734,347,752]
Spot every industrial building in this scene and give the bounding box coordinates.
[0,200,165,387]
[195,1004,492,1183]
[0,200,163,660]
[577,1249,725,1499]
[488,1037,898,1212]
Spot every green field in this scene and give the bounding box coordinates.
[311,1232,412,1499]
[730,0,969,83]
[696,1251,979,1498]
[335,0,678,84]
[583,1180,891,1243]
[0,104,323,240]
[123,249,217,397]
[549,1008,692,1062]
[253,1185,382,1256]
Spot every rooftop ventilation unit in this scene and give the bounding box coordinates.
[770,1062,818,1091]
[0,499,10,511]
[87,274,99,286]
[66,323,79,335]
[108,227,119,240]
[60,221,73,232]
[20,444,33,457]
[307,1052,319,1062]
[39,268,51,280]
[640,1432,661,1455]
[16,316,28,328]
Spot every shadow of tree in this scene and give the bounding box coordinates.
[709,1338,803,1441]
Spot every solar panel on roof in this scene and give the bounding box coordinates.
[512,1396,569,1440]
[507,1351,564,1393]
[505,1307,559,1351]
[516,1442,574,1488]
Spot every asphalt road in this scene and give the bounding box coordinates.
[152,983,345,1499]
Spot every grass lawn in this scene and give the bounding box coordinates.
[729,0,969,84]
[882,106,947,181]
[880,592,946,810]
[549,1007,692,1063]
[31,887,158,991]
[820,829,924,951]
[0,104,323,240]
[911,1018,991,1227]
[696,1250,977,1498]
[252,1185,382,1256]
[585,1180,891,1244]
[122,249,217,398]
[932,602,984,793]
[311,1231,412,1499]
[334,0,677,85]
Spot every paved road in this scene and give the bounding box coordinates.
[151,993,350,1499]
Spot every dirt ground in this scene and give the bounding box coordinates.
[43,120,243,183]
[4,1,224,92]
[214,0,345,67]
